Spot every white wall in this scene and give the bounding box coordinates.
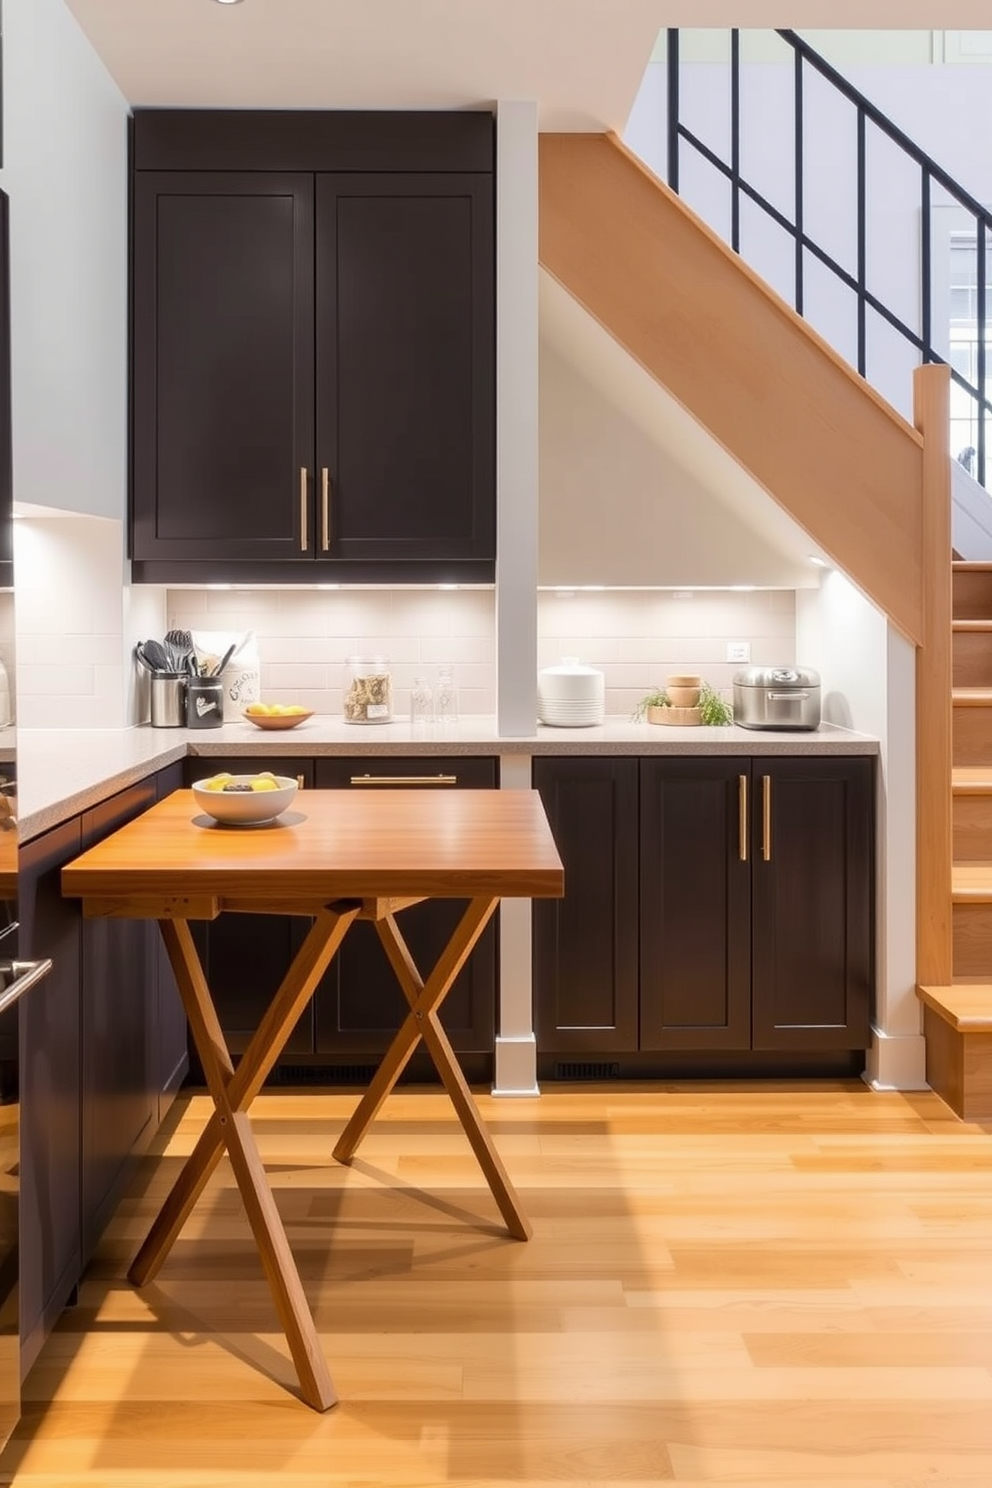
[0,0,129,520]
[539,338,818,589]
[625,53,992,423]
[796,570,925,1090]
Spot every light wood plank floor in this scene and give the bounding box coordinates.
[2,1082,991,1487]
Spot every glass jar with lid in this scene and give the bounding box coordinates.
[343,655,392,723]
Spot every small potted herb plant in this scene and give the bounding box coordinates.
[633,681,733,726]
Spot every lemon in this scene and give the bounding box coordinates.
[250,778,279,792]
[204,773,232,792]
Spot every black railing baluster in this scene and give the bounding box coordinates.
[857,109,867,378]
[794,46,804,316]
[979,227,987,487]
[667,29,680,192]
[731,30,741,253]
[661,26,992,489]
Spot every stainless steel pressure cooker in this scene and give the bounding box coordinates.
[732,665,821,731]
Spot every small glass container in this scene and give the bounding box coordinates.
[435,663,459,723]
[410,675,434,726]
[343,655,392,723]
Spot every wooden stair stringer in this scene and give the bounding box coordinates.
[538,130,926,644]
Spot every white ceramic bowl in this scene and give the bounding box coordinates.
[191,773,298,825]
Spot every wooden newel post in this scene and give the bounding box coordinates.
[913,362,953,988]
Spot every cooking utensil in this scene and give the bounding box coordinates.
[139,639,173,673]
[211,642,237,679]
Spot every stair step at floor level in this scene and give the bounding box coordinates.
[953,621,992,687]
[951,688,992,766]
[952,767,992,859]
[917,982,992,1120]
[952,560,992,619]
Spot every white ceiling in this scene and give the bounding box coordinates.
[62,0,665,128]
[63,1,992,126]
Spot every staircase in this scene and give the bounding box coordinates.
[920,563,992,1118]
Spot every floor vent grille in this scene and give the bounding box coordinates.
[553,1061,621,1080]
[275,1064,380,1086]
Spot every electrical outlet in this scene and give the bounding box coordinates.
[727,640,750,663]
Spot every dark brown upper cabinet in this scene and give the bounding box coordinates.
[130,111,495,585]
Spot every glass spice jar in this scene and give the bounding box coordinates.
[343,655,392,723]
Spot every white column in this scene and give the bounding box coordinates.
[866,623,927,1090]
[495,100,538,737]
[494,751,540,1095]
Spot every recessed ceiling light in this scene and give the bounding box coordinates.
[808,555,828,568]
[212,0,245,6]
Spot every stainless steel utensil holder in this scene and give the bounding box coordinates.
[150,673,186,728]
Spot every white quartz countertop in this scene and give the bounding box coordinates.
[16,716,879,842]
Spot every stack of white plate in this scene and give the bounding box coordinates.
[538,657,605,727]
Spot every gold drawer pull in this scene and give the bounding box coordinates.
[299,467,308,553]
[738,773,748,862]
[762,774,772,861]
[349,774,458,787]
[296,775,306,790]
[321,467,331,551]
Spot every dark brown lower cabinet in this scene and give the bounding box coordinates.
[533,757,638,1052]
[18,765,185,1375]
[749,756,873,1051]
[18,818,83,1377]
[312,758,497,1063]
[79,782,159,1257]
[182,757,315,1057]
[639,758,752,1050]
[183,755,497,1078]
[533,754,875,1069]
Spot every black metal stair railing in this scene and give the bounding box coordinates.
[666,27,992,486]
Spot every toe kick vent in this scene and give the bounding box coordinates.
[276,1063,380,1086]
[553,1061,621,1080]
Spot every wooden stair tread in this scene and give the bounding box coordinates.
[951,686,992,704]
[953,618,992,631]
[952,767,992,792]
[918,983,992,1029]
[953,560,992,571]
[951,863,992,900]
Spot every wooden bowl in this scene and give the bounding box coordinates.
[242,709,313,731]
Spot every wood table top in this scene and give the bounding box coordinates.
[61,788,564,908]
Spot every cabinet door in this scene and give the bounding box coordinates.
[312,758,497,1056]
[132,172,315,563]
[533,758,639,1053]
[182,758,315,1061]
[155,762,188,1115]
[639,759,752,1051]
[80,783,159,1257]
[18,819,83,1371]
[751,757,874,1050]
[315,174,494,565]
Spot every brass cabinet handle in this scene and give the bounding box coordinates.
[762,774,772,861]
[300,467,308,553]
[738,774,748,862]
[321,467,331,551]
[349,774,458,786]
[296,775,306,790]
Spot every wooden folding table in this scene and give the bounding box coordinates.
[61,787,563,1410]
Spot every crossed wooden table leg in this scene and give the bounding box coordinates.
[128,893,530,1412]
